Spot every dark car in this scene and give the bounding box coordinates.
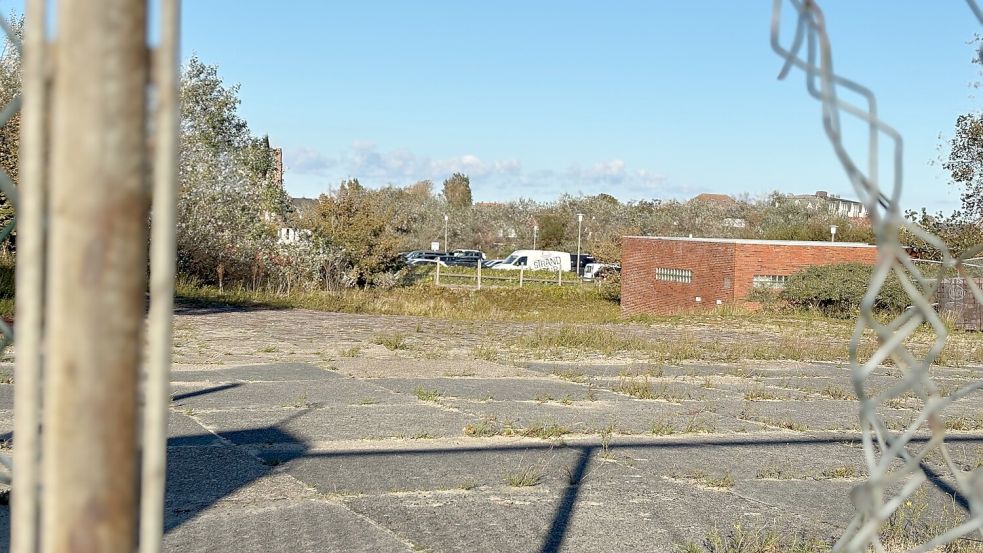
[443,255,483,267]
[410,251,447,260]
[571,254,597,276]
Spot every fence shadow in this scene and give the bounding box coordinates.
[1,427,980,552]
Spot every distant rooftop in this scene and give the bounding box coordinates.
[625,236,875,248]
[787,190,863,204]
[290,196,317,210]
[689,193,736,204]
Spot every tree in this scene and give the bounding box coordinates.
[442,172,472,209]
[537,210,570,249]
[176,57,287,288]
[940,37,983,221]
[311,179,401,286]
[944,112,983,220]
[902,209,983,260]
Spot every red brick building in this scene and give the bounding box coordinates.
[620,236,878,316]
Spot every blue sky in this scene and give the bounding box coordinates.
[5,1,981,211]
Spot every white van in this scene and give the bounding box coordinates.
[492,250,572,272]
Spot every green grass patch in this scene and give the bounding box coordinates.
[372,332,408,350]
[471,344,498,361]
[504,468,542,487]
[176,277,619,324]
[412,386,441,402]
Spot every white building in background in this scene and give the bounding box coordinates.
[787,190,868,219]
[278,227,312,244]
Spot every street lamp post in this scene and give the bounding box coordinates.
[576,213,584,276]
[444,214,449,252]
[830,224,838,243]
[533,224,538,250]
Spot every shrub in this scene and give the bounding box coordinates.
[597,271,621,302]
[779,263,910,317]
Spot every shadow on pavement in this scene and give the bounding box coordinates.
[0,427,980,552]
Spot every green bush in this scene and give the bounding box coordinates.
[779,262,910,317]
[598,271,621,302]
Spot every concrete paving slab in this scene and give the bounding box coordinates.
[733,479,858,530]
[197,404,477,443]
[590,377,737,403]
[441,397,759,435]
[171,379,412,410]
[165,445,272,511]
[614,435,866,481]
[170,363,336,383]
[0,409,12,440]
[342,472,831,553]
[335,357,536,378]
[165,499,413,553]
[520,361,664,378]
[372,377,597,402]
[168,412,220,447]
[0,505,8,552]
[270,439,584,495]
[571,469,836,549]
[343,487,563,553]
[738,399,912,432]
[0,385,13,412]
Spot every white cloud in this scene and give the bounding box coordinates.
[283,146,335,175]
[284,142,671,201]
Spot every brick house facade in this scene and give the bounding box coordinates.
[620,236,877,316]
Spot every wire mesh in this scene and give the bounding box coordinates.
[771,1,983,551]
[0,13,19,353]
[0,11,20,489]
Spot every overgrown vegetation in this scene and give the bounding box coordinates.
[779,263,912,317]
[412,386,441,402]
[177,277,621,324]
[677,524,831,553]
[504,468,542,487]
[0,255,13,319]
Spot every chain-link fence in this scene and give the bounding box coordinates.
[772,1,983,551]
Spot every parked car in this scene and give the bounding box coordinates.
[582,262,620,281]
[409,256,447,267]
[571,254,597,275]
[443,255,483,267]
[451,249,485,260]
[400,250,430,261]
[491,250,571,272]
[405,250,444,261]
[409,257,447,267]
[482,259,505,268]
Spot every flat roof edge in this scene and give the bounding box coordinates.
[623,236,876,248]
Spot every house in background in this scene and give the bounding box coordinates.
[786,190,868,220]
[278,196,316,244]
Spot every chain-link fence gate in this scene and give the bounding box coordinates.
[0,1,179,552]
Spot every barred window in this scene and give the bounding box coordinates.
[752,275,789,289]
[656,268,692,283]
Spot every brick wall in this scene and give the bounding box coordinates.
[621,237,737,315]
[621,237,877,316]
[732,243,877,302]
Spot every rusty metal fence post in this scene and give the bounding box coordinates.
[140,1,180,552]
[6,1,181,552]
[11,1,48,552]
[41,1,150,551]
